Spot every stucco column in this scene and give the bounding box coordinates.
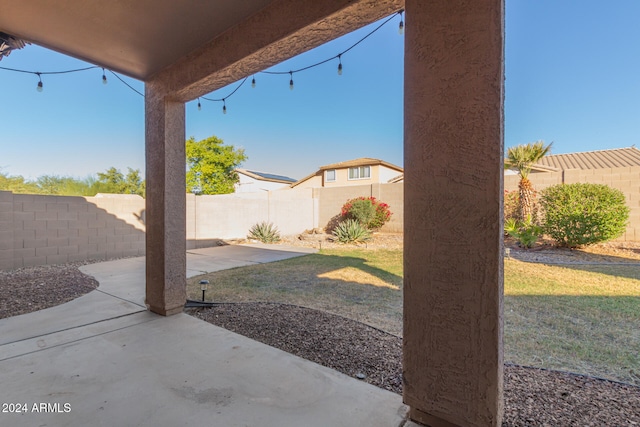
[145,86,187,316]
[403,0,504,426]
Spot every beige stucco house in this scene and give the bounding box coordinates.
[291,157,403,189]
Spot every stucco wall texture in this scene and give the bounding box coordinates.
[505,166,640,241]
[402,0,504,425]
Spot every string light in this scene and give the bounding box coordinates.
[1,9,403,109]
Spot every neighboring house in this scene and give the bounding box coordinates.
[291,157,404,188]
[505,146,640,182]
[532,146,640,172]
[234,168,297,193]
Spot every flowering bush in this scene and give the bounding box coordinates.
[340,196,392,230]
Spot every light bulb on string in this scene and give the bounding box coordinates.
[289,71,294,90]
[251,76,256,88]
[398,11,404,35]
[102,68,108,85]
[222,99,227,114]
[36,73,43,92]
[197,98,202,111]
[337,55,343,76]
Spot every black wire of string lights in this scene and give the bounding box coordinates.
[200,9,404,114]
[0,9,403,108]
[0,62,146,95]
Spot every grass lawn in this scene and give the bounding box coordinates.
[187,247,640,385]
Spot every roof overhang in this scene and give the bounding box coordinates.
[0,0,403,88]
[0,0,273,79]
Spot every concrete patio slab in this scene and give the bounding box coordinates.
[0,244,407,426]
[0,290,146,346]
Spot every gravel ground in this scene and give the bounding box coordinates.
[190,302,640,427]
[0,261,99,319]
[2,240,640,425]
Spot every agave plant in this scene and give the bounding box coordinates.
[248,221,281,243]
[504,216,542,248]
[332,219,371,244]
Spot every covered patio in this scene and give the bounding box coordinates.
[0,1,504,426]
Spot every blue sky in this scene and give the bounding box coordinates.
[1,1,639,181]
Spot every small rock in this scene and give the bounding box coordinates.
[356,372,366,380]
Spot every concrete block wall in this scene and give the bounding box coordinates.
[315,183,403,233]
[0,191,14,270]
[3,185,405,270]
[186,188,317,248]
[504,166,640,241]
[1,192,145,270]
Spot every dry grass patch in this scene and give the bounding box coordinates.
[187,248,403,335]
[187,247,640,385]
[505,259,640,385]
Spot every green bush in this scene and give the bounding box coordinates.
[332,219,372,244]
[504,216,542,248]
[540,183,629,248]
[340,197,392,230]
[248,221,281,243]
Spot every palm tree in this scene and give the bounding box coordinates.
[504,141,553,221]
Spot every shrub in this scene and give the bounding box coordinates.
[332,219,372,244]
[504,216,542,248]
[540,183,629,248]
[341,196,392,230]
[248,221,281,243]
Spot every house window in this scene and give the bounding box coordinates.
[348,166,371,180]
[325,169,336,182]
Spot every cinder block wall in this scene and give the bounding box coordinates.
[186,188,316,248]
[315,183,403,233]
[1,191,146,270]
[0,182,405,269]
[504,166,640,241]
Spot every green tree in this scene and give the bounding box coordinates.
[94,167,145,196]
[36,175,65,194]
[124,168,145,196]
[96,167,125,193]
[0,172,41,194]
[185,136,247,195]
[504,141,553,221]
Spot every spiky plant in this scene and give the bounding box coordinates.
[332,219,371,244]
[504,141,553,221]
[248,221,281,243]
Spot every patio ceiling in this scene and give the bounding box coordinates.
[0,0,275,80]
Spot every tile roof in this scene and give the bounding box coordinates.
[319,157,404,172]
[534,147,640,171]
